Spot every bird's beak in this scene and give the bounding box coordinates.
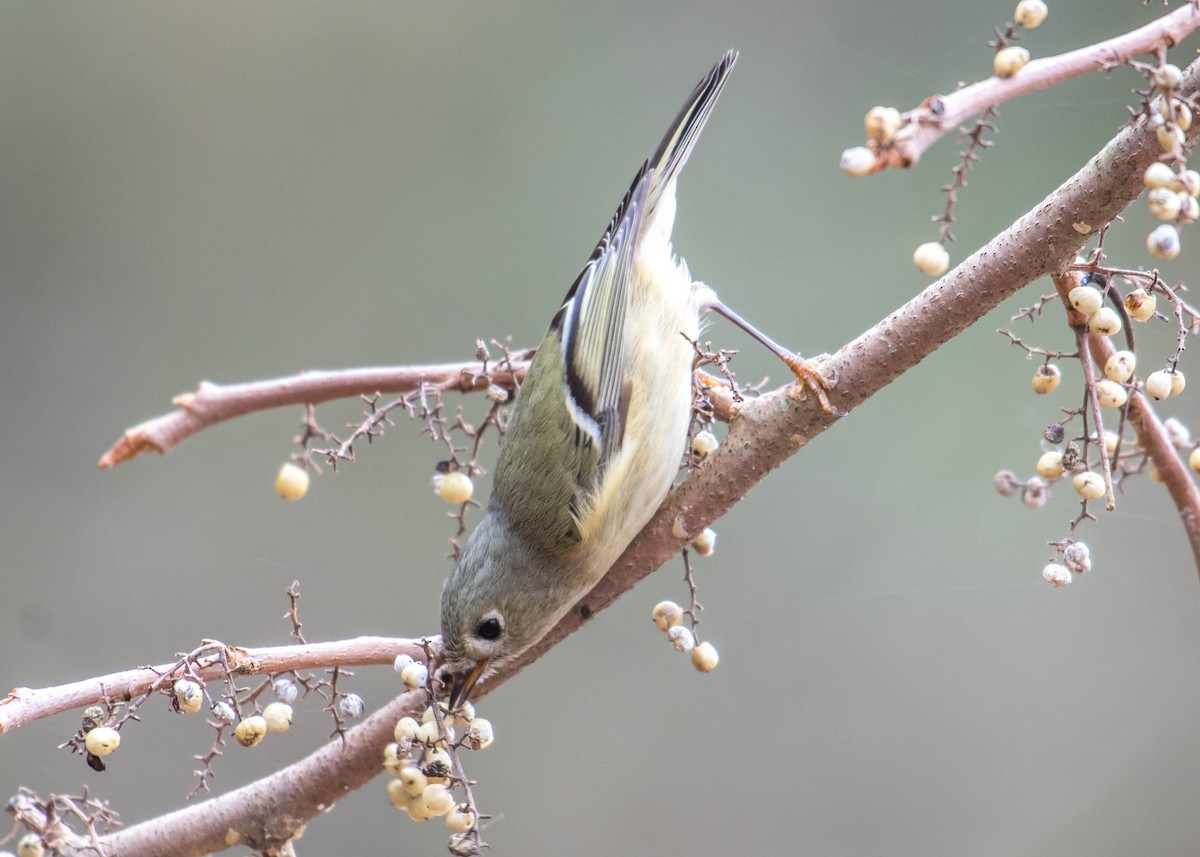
[448,659,490,710]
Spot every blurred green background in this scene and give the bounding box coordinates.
[3,2,1200,855]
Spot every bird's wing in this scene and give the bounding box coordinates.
[554,168,649,468]
[489,173,648,552]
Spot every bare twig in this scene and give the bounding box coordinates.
[98,358,533,469]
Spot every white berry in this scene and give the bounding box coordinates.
[438,471,474,504]
[263,701,293,733]
[275,462,310,500]
[1145,370,1173,400]
[667,625,696,653]
[1035,451,1064,478]
[1088,307,1122,336]
[235,716,267,748]
[1072,472,1105,501]
[1103,351,1136,383]
[691,641,720,672]
[401,662,429,691]
[1032,364,1061,394]
[994,46,1030,78]
[84,726,121,757]
[1094,379,1127,409]
[1042,563,1071,587]
[1014,0,1047,27]
[1068,285,1103,314]
[912,242,950,276]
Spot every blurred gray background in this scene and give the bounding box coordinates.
[3,2,1200,855]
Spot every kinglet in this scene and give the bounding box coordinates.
[441,51,833,706]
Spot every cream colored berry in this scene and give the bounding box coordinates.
[691,527,717,556]
[438,471,474,504]
[1036,451,1064,478]
[1144,162,1177,188]
[406,791,435,822]
[16,836,44,857]
[467,717,495,750]
[84,726,121,757]
[418,720,443,746]
[1032,364,1061,394]
[446,804,476,833]
[422,747,453,781]
[386,778,410,810]
[691,430,719,459]
[1042,563,1071,587]
[1157,123,1185,154]
[1103,351,1136,383]
[1155,63,1183,91]
[173,678,203,713]
[1189,447,1200,474]
[1179,169,1200,197]
[994,46,1030,78]
[1169,369,1186,397]
[840,146,876,176]
[1148,186,1183,220]
[1148,224,1182,259]
[1160,99,1193,131]
[401,662,429,691]
[1103,430,1121,456]
[399,765,429,797]
[1124,289,1157,322]
[1145,370,1173,400]
[652,600,685,632]
[667,625,696,653]
[1180,194,1199,224]
[1063,542,1091,574]
[275,462,310,500]
[383,743,408,777]
[691,641,720,672]
[1095,379,1127,409]
[864,106,903,144]
[422,783,456,817]
[212,701,237,725]
[1088,307,1122,336]
[263,701,293,733]
[1072,472,1105,501]
[1149,465,1165,484]
[1014,0,1048,27]
[912,241,950,276]
[394,716,422,744]
[391,772,420,806]
[1068,285,1103,314]
[235,716,267,748]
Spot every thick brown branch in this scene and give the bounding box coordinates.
[842,4,1200,172]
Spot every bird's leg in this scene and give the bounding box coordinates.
[708,300,840,415]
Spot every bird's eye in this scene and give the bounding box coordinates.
[476,617,503,641]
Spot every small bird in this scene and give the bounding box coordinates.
[441,51,833,706]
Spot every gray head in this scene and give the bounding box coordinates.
[440,509,566,707]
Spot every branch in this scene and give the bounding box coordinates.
[0,637,421,734]
[842,3,1200,172]
[1059,273,1200,566]
[26,55,1200,857]
[97,360,532,469]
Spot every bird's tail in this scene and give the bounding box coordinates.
[644,50,737,222]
